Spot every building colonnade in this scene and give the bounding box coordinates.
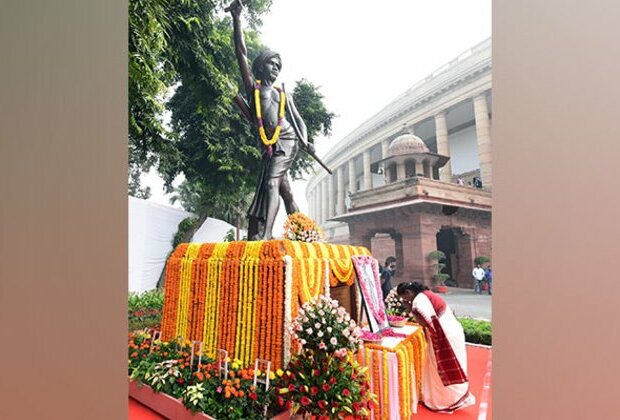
[308,90,492,226]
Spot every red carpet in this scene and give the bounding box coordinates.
[415,345,492,419]
[129,345,492,419]
[129,398,166,420]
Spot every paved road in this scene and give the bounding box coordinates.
[442,287,492,321]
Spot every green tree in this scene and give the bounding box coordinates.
[289,79,336,179]
[128,0,177,197]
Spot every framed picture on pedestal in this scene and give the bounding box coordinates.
[352,255,389,332]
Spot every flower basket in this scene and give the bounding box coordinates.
[388,320,407,328]
[388,315,407,328]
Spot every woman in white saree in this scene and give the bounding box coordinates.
[397,282,475,413]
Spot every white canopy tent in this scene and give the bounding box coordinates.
[128,196,239,293]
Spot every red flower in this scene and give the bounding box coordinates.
[329,377,337,385]
[318,400,328,409]
[353,402,361,412]
[288,384,296,392]
[286,400,293,409]
[176,378,185,384]
[367,400,375,410]
[311,386,319,395]
[342,388,351,397]
[360,389,366,396]
[277,396,284,406]
[300,396,311,406]
[250,392,258,401]
[313,369,321,377]
[322,383,331,392]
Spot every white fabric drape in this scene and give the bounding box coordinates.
[128,197,238,293]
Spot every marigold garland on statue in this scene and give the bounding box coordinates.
[254,80,286,146]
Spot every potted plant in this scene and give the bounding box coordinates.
[428,250,450,293]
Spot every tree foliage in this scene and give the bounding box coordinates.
[128,0,335,224]
[289,79,336,179]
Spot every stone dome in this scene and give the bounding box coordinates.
[388,133,430,156]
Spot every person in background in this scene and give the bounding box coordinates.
[472,264,486,294]
[397,282,475,413]
[380,256,397,300]
[484,266,492,295]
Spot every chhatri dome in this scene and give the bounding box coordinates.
[388,131,430,156]
[376,125,450,182]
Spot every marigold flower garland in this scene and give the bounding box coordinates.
[161,243,188,340]
[254,80,286,147]
[283,255,293,365]
[161,240,373,371]
[177,244,201,339]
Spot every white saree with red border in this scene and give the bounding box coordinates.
[411,291,476,412]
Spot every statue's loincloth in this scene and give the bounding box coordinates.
[247,132,298,221]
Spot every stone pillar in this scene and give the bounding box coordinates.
[382,140,390,158]
[401,221,440,286]
[455,227,476,288]
[348,159,356,194]
[415,160,424,176]
[327,176,334,219]
[423,160,432,178]
[312,188,318,220]
[336,166,345,215]
[321,179,328,225]
[396,161,407,180]
[435,112,452,182]
[348,225,373,251]
[363,150,372,190]
[474,93,492,188]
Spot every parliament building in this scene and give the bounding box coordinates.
[306,38,492,288]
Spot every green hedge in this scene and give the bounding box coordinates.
[458,317,492,346]
[128,290,164,331]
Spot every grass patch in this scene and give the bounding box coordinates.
[458,317,492,346]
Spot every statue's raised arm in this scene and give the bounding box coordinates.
[227,0,253,96]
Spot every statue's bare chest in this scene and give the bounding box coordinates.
[257,87,284,128]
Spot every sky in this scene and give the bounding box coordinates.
[142,0,492,235]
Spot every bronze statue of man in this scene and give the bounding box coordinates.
[228,0,315,240]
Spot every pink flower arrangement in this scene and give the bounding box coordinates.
[289,295,362,355]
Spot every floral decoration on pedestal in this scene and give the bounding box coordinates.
[277,295,377,418]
